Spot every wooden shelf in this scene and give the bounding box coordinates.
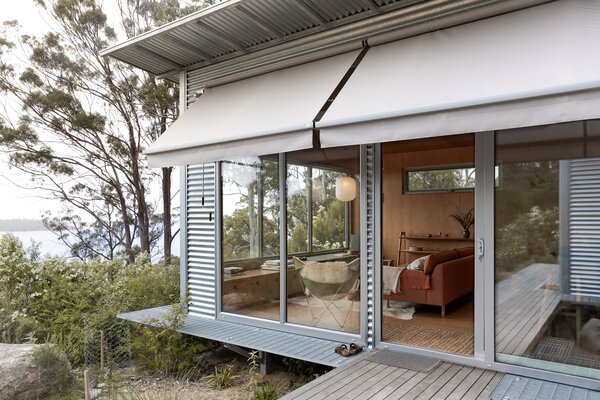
[397,233,474,265]
[398,250,436,255]
[402,236,473,241]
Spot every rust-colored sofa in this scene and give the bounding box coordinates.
[384,247,474,316]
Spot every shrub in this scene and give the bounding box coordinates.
[132,304,207,375]
[254,382,278,400]
[203,365,238,388]
[32,344,75,397]
[0,234,181,369]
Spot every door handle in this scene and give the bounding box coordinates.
[477,238,484,261]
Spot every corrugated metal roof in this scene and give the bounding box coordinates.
[102,0,413,78]
[101,0,551,82]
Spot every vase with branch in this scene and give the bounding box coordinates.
[450,208,474,238]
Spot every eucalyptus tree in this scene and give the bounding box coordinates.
[0,0,212,262]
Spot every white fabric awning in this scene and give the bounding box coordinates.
[147,50,360,167]
[317,0,600,147]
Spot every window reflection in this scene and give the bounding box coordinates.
[495,120,600,379]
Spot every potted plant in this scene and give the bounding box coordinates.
[450,208,474,238]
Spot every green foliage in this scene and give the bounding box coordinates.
[495,161,560,278]
[222,161,348,260]
[254,382,279,400]
[32,344,76,397]
[407,167,475,192]
[132,304,206,375]
[0,234,180,367]
[450,208,474,230]
[203,365,239,388]
[496,206,559,277]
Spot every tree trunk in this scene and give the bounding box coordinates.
[248,181,259,258]
[127,126,151,255]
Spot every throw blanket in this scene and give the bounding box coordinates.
[383,266,405,295]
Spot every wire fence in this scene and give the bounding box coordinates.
[84,316,132,373]
[83,316,133,398]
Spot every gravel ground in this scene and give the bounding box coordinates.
[103,347,324,400]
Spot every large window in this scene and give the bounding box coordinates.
[495,120,600,379]
[222,158,279,261]
[220,150,358,331]
[287,164,348,254]
[221,157,279,320]
[286,147,361,334]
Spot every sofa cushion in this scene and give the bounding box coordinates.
[455,247,474,258]
[423,249,459,274]
[406,255,428,271]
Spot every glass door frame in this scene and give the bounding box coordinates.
[215,151,368,345]
[375,132,600,389]
[373,133,488,366]
[480,130,600,390]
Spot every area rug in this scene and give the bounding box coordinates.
[288,297,416,319]
[382,323,474,356]
[384,301,416,320]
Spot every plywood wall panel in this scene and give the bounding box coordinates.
[382,141,475,263]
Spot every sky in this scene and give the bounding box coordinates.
[0,1,55,219]
[0,1,135,221]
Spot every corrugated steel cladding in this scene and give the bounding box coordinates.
[566,159,600,298]
[185,164,217,318]
[364,144,376,348]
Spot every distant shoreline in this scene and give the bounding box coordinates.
[0,219,45,232]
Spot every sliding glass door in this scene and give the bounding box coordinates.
[379,134,476,355]
[494,120,600,379]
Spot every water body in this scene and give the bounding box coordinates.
[0,230,180,260]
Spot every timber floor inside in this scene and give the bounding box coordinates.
[230,296,474,356]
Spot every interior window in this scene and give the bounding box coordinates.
[405,166,475,193]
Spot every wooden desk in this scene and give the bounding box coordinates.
[223,268,304,300]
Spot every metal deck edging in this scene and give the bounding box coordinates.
[118,306,365,367]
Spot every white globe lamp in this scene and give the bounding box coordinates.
[335,176,356,202]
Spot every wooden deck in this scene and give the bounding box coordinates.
[281,357,504,400]
[118,306,355,367]
[282,351,600,400]
[495,263,560,357]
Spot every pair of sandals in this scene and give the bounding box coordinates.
[334,343,363,357]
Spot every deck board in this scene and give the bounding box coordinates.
[282,349,600,399]
[491,375,600,400]
[118,306,356,367]
[281,357,499,400]
[496,263,560,357]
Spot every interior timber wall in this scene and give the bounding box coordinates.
[382,135,475,263]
